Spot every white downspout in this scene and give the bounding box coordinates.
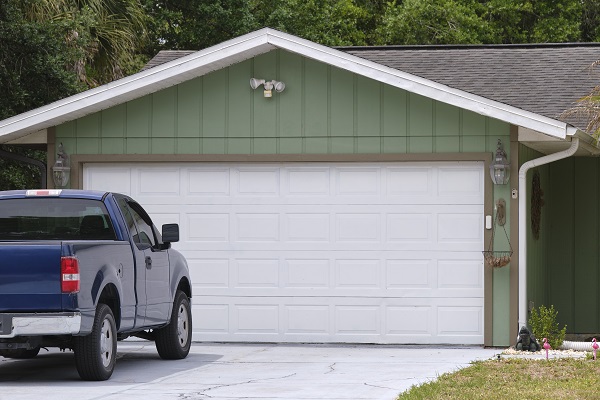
[518,137,579,330]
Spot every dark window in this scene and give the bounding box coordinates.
[126,201,157,249]
[0,198,116,240]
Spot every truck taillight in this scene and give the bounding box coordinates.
[61,256,80,293]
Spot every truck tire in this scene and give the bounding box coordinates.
[74,304,117,381]
[0,346,40,359]
[155,290,192,359]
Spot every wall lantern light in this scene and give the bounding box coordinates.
[250,78,285,98]
[52,142,70,188]
[490,139,510,185]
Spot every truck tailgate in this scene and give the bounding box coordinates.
[0,243,63,311]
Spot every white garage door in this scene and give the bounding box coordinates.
[84,161,485,344]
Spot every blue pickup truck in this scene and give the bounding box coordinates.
[0,189,192,380]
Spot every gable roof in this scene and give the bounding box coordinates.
[0,28,583,144]
[339,43,600,130]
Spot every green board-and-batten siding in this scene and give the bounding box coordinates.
[521,145,600,335]
[544,157,600,334]
[55,50,508,156]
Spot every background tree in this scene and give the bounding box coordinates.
[256,0,369,46]
[142,0,257,55]
[375,0,490,45]
[482,0,582,43]
[581,0,600,42]
[375,0,584,45]
[21,0,148,86]
[0,1,84,119]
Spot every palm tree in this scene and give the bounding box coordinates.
[21,0,147,87]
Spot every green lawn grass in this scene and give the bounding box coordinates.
[398,357,600,399]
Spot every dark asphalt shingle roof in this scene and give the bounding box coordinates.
[340,44,600,128]
[141,50,196,71]
[144,44,600,131]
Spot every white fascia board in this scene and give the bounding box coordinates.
[0,28,569,143]
[265,30,569,139]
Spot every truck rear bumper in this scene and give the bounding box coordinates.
[0,313,81,338]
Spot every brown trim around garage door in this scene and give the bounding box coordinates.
[70,151,494,346]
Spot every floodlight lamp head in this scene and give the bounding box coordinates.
[273,81,285,92]
[249,78,265,90]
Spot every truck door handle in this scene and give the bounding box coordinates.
[145,256,152,269]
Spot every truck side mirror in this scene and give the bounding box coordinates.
[162,223,180,243]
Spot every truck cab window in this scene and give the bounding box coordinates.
[127,203,156,250]
[0,198,116,240]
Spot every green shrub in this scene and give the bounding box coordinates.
[529,305,567,350]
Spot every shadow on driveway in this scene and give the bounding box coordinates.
[0,342,222,385]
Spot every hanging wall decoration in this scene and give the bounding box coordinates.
[531,170,544,240]
[482,198,513,268]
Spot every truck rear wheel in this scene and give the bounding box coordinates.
[155,290,192,359]
[74,304,117,381]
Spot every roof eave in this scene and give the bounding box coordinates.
[0,29,276,142]
[0,28,570,143]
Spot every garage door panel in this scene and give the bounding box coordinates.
[187,213,229,241]
[234,213,280,242]
[335,167,381,196]
[187,168,230,195]
[235,167,281,196]
[387,167,433,196]
[284,213,330,242]
[335,305,381,335]
[173,241,482,252]
[284,259,330,288]
[438,167,483,197]
[437,306,483,337]
[188,259,229,288]
[438,213,483,242]
[285,305,329,334]
[186,252,483,296]
[138,168,181,196]
[85,167,132,195]
[386,306,433,336]
[193,287,484,299]
[85,161,485,345]
[336,213,381,242]
[437,259,483,289]
[233,259,279,288]
[335,259,382,288]
[285,168,331,195]
[191,297,483,344]
[234,304,280,334]
[95,163,484,205]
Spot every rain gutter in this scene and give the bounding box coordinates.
[518,136,580,330]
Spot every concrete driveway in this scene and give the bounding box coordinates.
[0,341,500,400]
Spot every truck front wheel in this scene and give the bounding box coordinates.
[155,290,192,359]
[74,304,117,381]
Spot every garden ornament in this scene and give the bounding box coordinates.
[592,338,598,361]
[515,326,540,352]
[543,338,551,360]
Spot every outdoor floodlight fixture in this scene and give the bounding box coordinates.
[250,78,285,98]
[490,139,510,185]
[52,142,70,188]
